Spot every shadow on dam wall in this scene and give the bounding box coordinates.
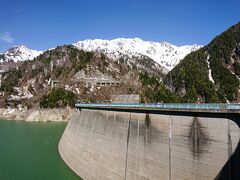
[58,109,240,180]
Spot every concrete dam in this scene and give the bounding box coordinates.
[58,104,240,180]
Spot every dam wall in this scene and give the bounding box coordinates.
[58,109,239,180]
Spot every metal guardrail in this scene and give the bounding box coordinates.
[75,103,240,110]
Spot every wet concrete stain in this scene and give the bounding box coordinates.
[126,113,165,147]
[141,113,164,146]
[145,113,151,128]
[188,117,210,158]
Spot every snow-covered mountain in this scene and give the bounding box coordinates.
[73,38,202,73]
[0,45,42,62]
[0,38,201,73]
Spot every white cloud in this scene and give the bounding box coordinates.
[0,32,14,43]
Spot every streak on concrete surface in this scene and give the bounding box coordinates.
[59,109,239,180]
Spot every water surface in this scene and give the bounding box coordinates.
[0,119,80,180]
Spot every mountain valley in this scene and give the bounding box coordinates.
[0,22,239,108]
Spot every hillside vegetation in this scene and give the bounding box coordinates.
[40,88,76,108]
[164,22,240,103]
[1,23,240,107]
[0,45,161,108]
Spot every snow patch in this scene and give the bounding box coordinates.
[9,87,33,100]
[206,54,215,84]
[75,88,80,94]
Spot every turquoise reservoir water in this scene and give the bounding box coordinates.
[0,119,80,180]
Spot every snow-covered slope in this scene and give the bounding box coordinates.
[0,39,201,73]
[0,45,42,62]
[73,38,202,72]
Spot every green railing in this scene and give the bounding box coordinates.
[75,103,240,110]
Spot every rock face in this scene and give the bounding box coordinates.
[0,45,158,108]
[0,107,74,122]
[26,108,74,121]
[58,109,239,180]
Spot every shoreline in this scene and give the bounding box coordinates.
[0,107,75,122]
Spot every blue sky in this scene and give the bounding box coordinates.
[0,0,239,52]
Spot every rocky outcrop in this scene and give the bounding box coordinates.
[0,107,75,121]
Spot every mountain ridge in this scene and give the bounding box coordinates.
[0,38,201,74]
[0,45,42,62]
[73,38,202,73]
[1,22,239,107]
[164,22,240,103]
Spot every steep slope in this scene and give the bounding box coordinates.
[0,45,42,62]
[0,45,161,107]
[164,22,240,103]
[0,39,200,75]
[73,38,201,73]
